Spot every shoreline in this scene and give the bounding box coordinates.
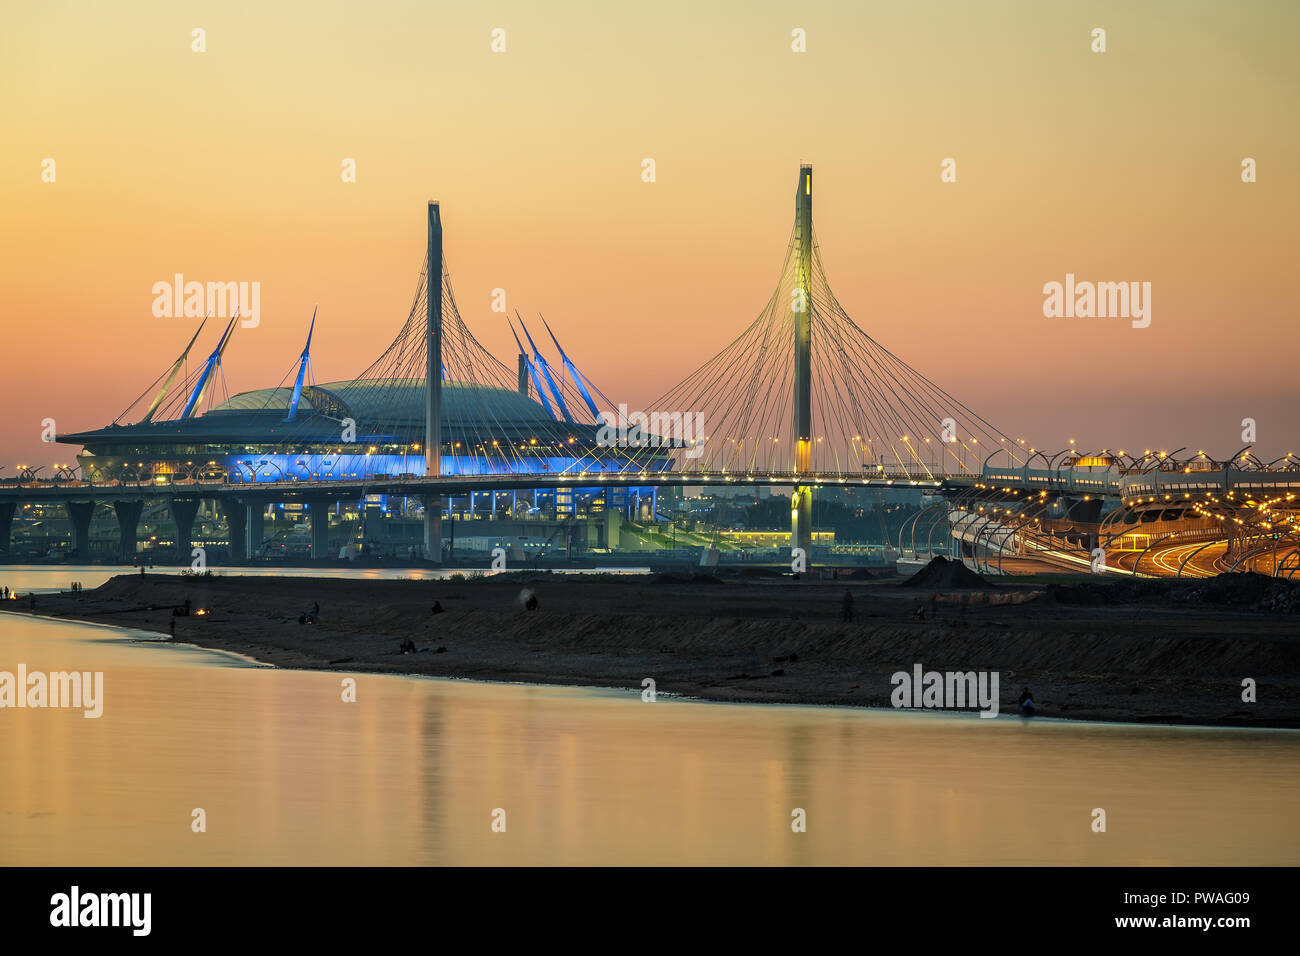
[42,610,1300,733]
[6,570,1298,729]
[15,607,1295,735]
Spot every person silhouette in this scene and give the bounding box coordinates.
[1018,686,1036,717]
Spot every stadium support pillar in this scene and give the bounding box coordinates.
[0,501,15,554]
[518,354,529,396]
[113,500,143,559]
[424,200,444,563]
[246,503,264,560]
[66,500,95,557]
[219,498,245,562]
[169,496,200,558]
[791,164,814,558]
[308,498,329,559]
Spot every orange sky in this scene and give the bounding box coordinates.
[2,0,1297,469]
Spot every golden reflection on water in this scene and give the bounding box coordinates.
[2,612,1297,865]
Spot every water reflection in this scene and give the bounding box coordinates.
[1,611,1296,865]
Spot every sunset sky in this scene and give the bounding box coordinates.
[2,0,1297,468]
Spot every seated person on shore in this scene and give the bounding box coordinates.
[431,600,444,615]
[525,594,539,612]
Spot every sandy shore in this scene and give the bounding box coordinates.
[9,569,1299,727]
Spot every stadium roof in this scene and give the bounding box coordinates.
[209,379,554,427]
[57,379,584,447]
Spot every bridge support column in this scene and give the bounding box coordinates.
[113,500,143,559]
[246,503,264,560]
[605,507,623,550]
[0,501,15,554]
[170,496,201,559]
[307,498,330,559]
[1064,497,1104,553]
[792,486,813,561]
[424,496,442,562]
[65,500,95,557]
[219,498,246,562]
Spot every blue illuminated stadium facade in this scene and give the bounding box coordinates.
[61,378,674,489]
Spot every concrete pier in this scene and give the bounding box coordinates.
[113,500,143,558]
[169,496,201,557]
[220,498,246,561]
[308,498,330,559]
[65,500,95,556]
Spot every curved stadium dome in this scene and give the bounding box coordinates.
[208,379,557,431]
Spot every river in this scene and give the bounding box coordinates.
[1,607,1297,865]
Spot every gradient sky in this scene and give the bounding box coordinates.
[2,0,1297,470]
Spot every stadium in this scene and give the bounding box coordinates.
[56,208,678,536]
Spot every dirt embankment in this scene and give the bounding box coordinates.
[11,570,1300,727]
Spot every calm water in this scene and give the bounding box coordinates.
[1,610,1297,865]
[0,564,651,595]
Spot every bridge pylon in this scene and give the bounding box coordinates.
[424,201,444,562]
[793,165,813,558]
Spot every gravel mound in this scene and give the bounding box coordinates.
[901,556,991,590]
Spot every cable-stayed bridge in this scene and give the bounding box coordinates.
[5,167,1298,573]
